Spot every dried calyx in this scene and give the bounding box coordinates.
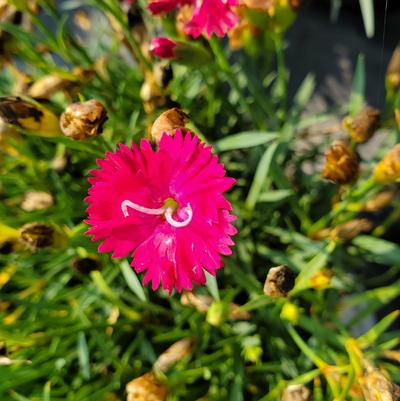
[60,99,108,140]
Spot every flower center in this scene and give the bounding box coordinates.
[121,198,193,228]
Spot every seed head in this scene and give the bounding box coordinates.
[282,384,312,401]
[322,140,359,184]
[343,106,380,143]
[373,144,400,184]
[126,372,167,401]
[60,99,108,140]
[21,191,53,212]
[264,265,296,298]
[150,108,189,145]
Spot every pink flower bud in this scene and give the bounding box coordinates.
[150,37,177,59]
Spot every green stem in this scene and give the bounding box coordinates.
[273,33,288,115]
[209,36,266,130]
[310,178,378,233]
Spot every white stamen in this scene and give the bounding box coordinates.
[164,204,193,228]
[121,200,165,218]
[121,200,193,228]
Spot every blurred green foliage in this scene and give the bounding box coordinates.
[0,1,399,401]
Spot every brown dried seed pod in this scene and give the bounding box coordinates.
[343,106,380,143]
[264,265,296,298]
[310,218,374,242]
[150,108,189,145]
[20,223,55,249]
[60,99,108,140]
[282,384,312,401]
[21,191,53,212]
[282,384,311,401]
[373,144,400,184]
[181,292,212,313]
[363,187,398,212]
[322,140,359,184]
[153,338,194,373]
[361,368,400,401]
[126,372,167,401]
[71,256,101,275]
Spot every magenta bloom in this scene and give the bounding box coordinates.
[85,130,237,293]
[150,37,177,58]
[185,0,239,38]
[148,0,191,14]
[148,0,239,38]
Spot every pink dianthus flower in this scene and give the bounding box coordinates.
[85,130,237,294]
[148,0,239,38]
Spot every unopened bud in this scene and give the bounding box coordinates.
[126,372,167,401]
[206,301,229,327]
[282,384,312,401]
[242,335,263,364]
[150,37,211,67]
[373,144,400,184]
[322,140,359,184]
[386,46,400,91]
[150,37,177,59]
[150,108,188,144]
[0,96,61,137]
[310,269,332,290]
[343,106,380,143]
[264,265,296,298]
[19,223,68,250]
[154,338,194,372]
[60,99,107,140]
[280,302,299,324]
[21,191,53,212]
[182,292,250,320]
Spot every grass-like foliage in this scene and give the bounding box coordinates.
[0,1,399,400]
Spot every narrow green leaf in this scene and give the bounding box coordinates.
[293,73,315,110]
[357,310,400,346]
[91,271,141,321]
[353,235,400,267]
[77,332,90,380]
[214,132,278,152]
[121,261,147,302]
[349,54,365,115]
[258,189,293,203]
[246,141,279,210]
[205,271,220,301]
[359,0,375,38]
[292,242,336,294]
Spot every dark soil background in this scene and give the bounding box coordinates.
[287,0,399,110]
